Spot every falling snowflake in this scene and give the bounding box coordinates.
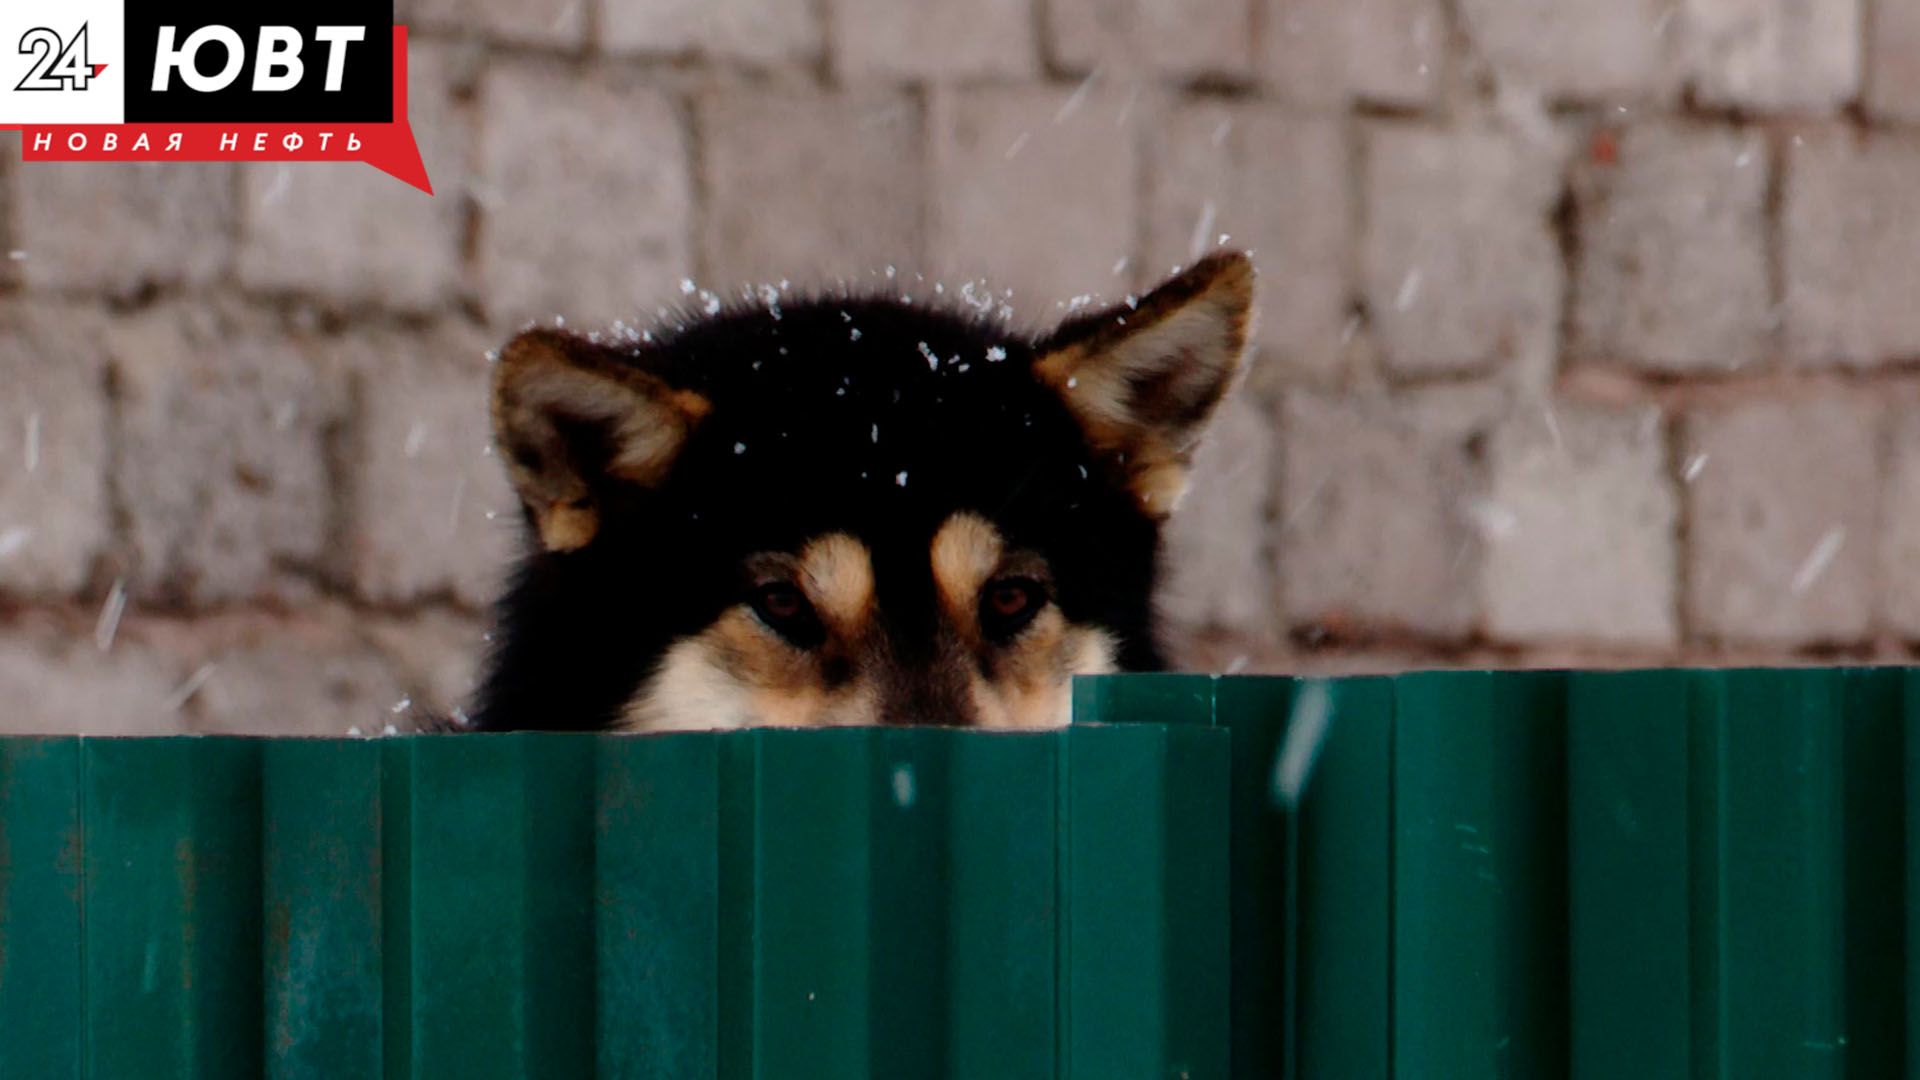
[1790,528,1846,594]
[1395,269,1423,311]
[95,578,127,653]
[1272,680,1334,807]
[1188,200,1218,262]
[163,664,217,713]
[1054,69,1099,124]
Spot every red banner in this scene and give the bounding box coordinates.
[11,26,430,194]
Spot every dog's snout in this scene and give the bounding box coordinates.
[876,646,978,728]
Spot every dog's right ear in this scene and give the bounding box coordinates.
[491,329,711,553]
[1032,252,1254,518]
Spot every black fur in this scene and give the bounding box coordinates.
[474,293,1171,731]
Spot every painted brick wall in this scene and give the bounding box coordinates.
[2,0,1915,733]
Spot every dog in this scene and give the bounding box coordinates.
[471,252,1254,731]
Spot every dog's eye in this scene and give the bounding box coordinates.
[980,577,1046,641]
[748,583,826,648]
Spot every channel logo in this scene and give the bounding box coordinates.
[15,24,109,93]
[0,0,430,193]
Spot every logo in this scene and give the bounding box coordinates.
[0,1,429,193]
[16,24,104,92]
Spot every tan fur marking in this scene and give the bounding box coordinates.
[799,533,875,638]
[930,513,1003,637]
[537,502,598,552]
[668,389,713,423]
[622,608,884,731]
[1131,458,1189,517]
[968,620,1117,730]
[625,635,761,730]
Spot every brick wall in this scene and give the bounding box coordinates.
[2,0,1916,733]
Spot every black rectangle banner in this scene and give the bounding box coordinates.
[122,0,393,123]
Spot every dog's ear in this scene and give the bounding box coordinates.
[1034,251,1254,518]
[491,328,711,552]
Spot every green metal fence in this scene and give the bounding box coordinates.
[1076,669,1914,1080]
[0,669,1913,1078]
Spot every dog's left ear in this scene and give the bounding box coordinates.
[1034,251,1255,518]
[491,329,711,553]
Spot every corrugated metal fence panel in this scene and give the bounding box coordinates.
[84,738,266,1077]
[1840,672,1907,1078]
[1565,669,1692,1079]
[1393,672,1570,1076]
[263,740,385,1080]
[0,737,84,1080]
[1562,669,1911,1080]
[1073,668,1915,1079]
[1062,722,1230,1079]
[4,669,1916,1078]
[0,726,1228,1079]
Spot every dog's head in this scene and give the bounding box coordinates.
[477,253,1253,731]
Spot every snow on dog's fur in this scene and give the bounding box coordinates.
[474,253,1254,731]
